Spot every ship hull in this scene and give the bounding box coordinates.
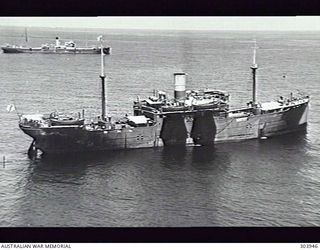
[259,101,309,137]
[20,124,161,154]
[1,47,110,54]
[19,100,309,154]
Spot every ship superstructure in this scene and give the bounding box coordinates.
[18,39,309,155]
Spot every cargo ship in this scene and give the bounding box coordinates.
[18,40,309,155]
[1,36,110,54]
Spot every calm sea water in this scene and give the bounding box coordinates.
[0,27,320,226]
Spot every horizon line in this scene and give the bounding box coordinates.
[1,25,320,32]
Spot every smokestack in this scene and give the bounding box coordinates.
[55,37,60,47]
[174,73,186,101]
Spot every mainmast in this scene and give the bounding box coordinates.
[98,35,106,120]
[250,40,258,104]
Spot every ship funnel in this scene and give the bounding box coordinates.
[55,37,60,47]
[174,73,186,100]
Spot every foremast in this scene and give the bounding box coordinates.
[98,35,107,121]
[251,40,258,105]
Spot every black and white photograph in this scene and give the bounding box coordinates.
[0,16,319,231]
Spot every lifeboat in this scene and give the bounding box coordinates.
[162,105,189,112]
[50,118,84,126]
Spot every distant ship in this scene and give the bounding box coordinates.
[18,39,309,156]
[1,36,110,54]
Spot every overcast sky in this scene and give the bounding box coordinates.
[0,17,320,31]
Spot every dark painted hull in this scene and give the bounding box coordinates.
[20,124,161,154]
[19,100,309,154]
[1,47,110,54]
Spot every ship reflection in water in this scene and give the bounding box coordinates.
[14,132,315,227]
